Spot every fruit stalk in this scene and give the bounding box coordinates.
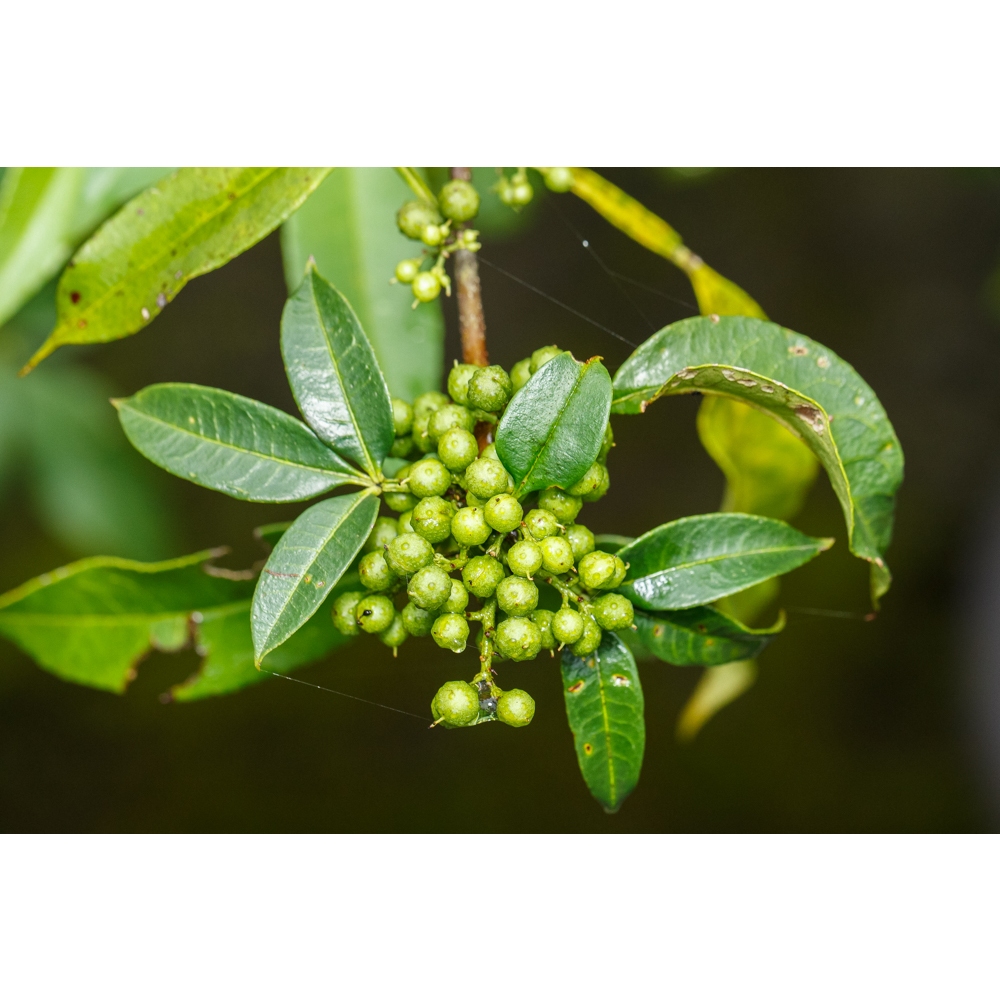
[449,168,489,368]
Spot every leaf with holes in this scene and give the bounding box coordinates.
[496,351,612,497]
[612,315,903,603]
[114,383,367,502]
[23,167,331,372]
[281,264,394,477]
[616,512,832,611]
[561,631,644,813]
[252,491,379,663]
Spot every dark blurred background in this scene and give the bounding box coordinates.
[2,167,1000,832]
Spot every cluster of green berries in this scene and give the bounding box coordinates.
[330,345,628,731]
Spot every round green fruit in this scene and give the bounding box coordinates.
[412,271,441,303]
[384,489,418,513]
[407,458,451,498]
[552,607,585,644]
[391,398,414,436]
[397,200,442,240]
[484,493,523,533]
[565,524,595,561]
[421,224,444,247]
[496,575,539,616]
[523,508,559,540]
[497,688,535,727]
[364,516,398,553]
[386,533,434,575]
[359,551,397,592]
[538,486,582,524]
[402,601,436,636]
[431,680,479,727]
[397,510,414,533]
[464,457,509,499]
[447,363,479,405]
[507,539,543,578]
[598,423,614,462]
[582,463,610,503]
[467,365,512,412]
[429,403,474,441]
[568,462,604,497]
[355,594,396,634]
[510,357,532,392]
[495,617,542,661]
[438,179,480,222]
[331,591,364,635]
[462,555,505,598]
[411,496,454,543]
[438,428,479,472]
[432,612,470,653]
[538,535,575,575]
[530,609,556,650]
[451,505,491,546]
[379,613,408,649]
[407,564,453,610]
[530,345,561,373]
[543,167,574,193]
[414,391,449,418]
[577,550,617,590]
[390,436,413,458]
[571,617,602,656]
[442,578,470,614]
[592,593,634,630]
[394,258,421,284]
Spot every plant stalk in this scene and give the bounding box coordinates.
[449,167,489,368]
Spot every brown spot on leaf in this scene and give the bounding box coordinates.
[583,742,594,755]
[789,344,809,356]
[567,680,585,694]
[70,291,81,304]
[611,674,631,687]
[793,404,825,433]
[77,319,87,329]
[652,625,664,637]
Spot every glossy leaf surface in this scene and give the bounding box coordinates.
[561,631,644,813]
[115,383,365,502]
[252,492,379,663]
[281,168,444,400]
[616,513,832,611]
[281,264,394,477]
[24,167,331,371]
[497,352,612,497]
[613,315,903,602]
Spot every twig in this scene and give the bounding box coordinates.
[450,167,489,368]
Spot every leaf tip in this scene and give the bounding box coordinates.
[18,337,57,376]
[818,537,836,551]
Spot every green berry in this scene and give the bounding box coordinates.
[510,357,532,392]
[429,403,475,441]
[582,463,610,503]
[467,365,512,412]
[464,457,509,499]
[407,457,451,498]
[432,612,470,653]
[414,391,450,418]
[495,617,542,661]
[331,591,364,635]
[465,490,486,508]
[397,200,442,240]
[523,508,559,540]
[438,428,479,471]
[390,436,413,458]
[538,535,575,575]
[447,363,479,405]
[566,524,595,561]
[379,612,408,650]
[439,179,480,222]
[577,551,617,590]
[592,593,634,630]
[402,601,436,636]
[543,167,574,193]
[609,555,627,588]
[598,423,614,462]
[537,486,582,524]
[364,516,398,553]
[394,258,421,284]
[410,412,434,454]
[411,496,454,543]
[386,533,434,575]
[484,493,523,533]
[568,462,604,497]
[507,539,543,578]
[462,555,506,598]
[497,688,535,727]
[392,398,414,436]
[412,271,441,302]
[529,345,562,373]
[480,442,498,461]
[552,607,586,644]
[431,680,479,727]
[397,510,414,533]
[421,224,444,247]
[496,575,538,616]
[384,488,417,513]
[359,550,397,592]
[451,505,491,546]
[407,564,453,610]
[442,578,470,614]
[571,617,602,656]
[530,609,556,650]
[355,594,396,634]
[511,180,534,207]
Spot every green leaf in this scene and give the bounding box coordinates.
[594,534,634,554]
[280,168,444,400]
[612,315,904,603]
[280,264,394,477]
[634,604,784,667]
[114,383,367,502]
[688,264,767,319]
[69,168,174,243]
[616,512,832,611]
[676,660,758,742]
[252,491,379,663]
[561,631,645,813]
[23,167,332,372]
[496,352,612,497]
[0,548,253,692]
[253,522,293,547]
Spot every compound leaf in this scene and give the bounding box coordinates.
[561,631,644,813]
[497,351,612,497]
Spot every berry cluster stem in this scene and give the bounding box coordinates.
[449,167,489,368]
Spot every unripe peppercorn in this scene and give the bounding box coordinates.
[397,200,442,240]
[495,617,542,661]
[507,539,543,578]
[414,391,450,418]
[397,510,414,533]
[538,486,582,524]
[407,457,451,498]
[571,617,602,656]
[497,688,535,727]
[552,607,586,644]
[379,612,408,650]
[529,345,562,373]
[480,443,499,462]
[464,457,509,499]
[566,524,595,561]
[429,403,475,441]
[364,516,398,553]
[438,179,480,222]
[598,423,614,462]
[462,555,506,598]
[539,535,575,575]
[523,508,560,540]
[543,167,574,193]
[484,493,523,533]
[467,365,512,412]
[568,462,604,497]
[391,398,414,436]
[530,609,556,650]
[411,496,454,544]
[421,223,445,247]
[432,612,470,653]
[402,601,436,636]
[355,594,396,634]
[410,413,433,454]
[464,490,486,508]
[386,533,434,575]
[592,593,634,630]
[447,362,479,405]
[496,575,539,616]
[407,564,452,610]
[609,555,627,588]
[431,680,479,727]
[510,357,532,392]
[442,578,470,614]
[331,591,364,635]
[384,489,418,513]
[450,505,491,547]
[412,271,441,302]
[582,463,610,503]
[394,258,421,284]
[359,550,397,592]
[390,436,413,458]
[577,550,617,590]
[438,428,479,471]
[510,180,533,207]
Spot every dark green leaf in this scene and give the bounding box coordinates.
[114,383,367,502]
[612,315,903,603]
[496,352,612,497]
[24,167,331,372]
[281,264,394,477]
[594,534,633,554]
[634,605,784,667]
[252,492,379,663]
[616,512,832,611]
[561,631,645,813]
[280,168,444,399]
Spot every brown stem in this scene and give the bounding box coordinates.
[450,167,488,368]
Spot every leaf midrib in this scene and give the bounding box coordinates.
[633,540,823,581]
[0,600,250,626]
